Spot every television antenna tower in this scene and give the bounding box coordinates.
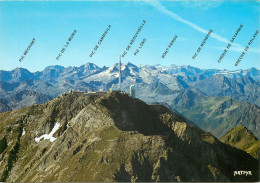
[119,55,121,92]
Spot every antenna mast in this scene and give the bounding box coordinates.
[119,55,121,92]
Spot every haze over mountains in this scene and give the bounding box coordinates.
[0,63,259,106]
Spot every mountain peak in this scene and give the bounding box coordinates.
[212,74,226,79]
[13,67,31,73]
[200,74,232,86]
[44,65,65,71]
[11,67,38,82]
[236,76,256,85]
[125,62,138,68]
[220,125,259,159]
[247,67,259,72]
[84,62,100,70]
[221,125,258,140]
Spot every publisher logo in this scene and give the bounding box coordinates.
[234,171,252,176]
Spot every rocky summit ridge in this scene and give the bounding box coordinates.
[0,92,258,182]
[220,125,260,159]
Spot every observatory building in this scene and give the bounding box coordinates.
[130,85,136,98]
[110,84,118,92]
[119,55,122,92]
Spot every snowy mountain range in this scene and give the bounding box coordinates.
[0,63,259,109]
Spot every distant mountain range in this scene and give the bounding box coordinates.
[172,88,260,138]
[1,64,259,83]
[192,74,260,106]
[0,63,259,109]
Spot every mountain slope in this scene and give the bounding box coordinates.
[0,92,258,182]
[8,90,52,110]
[219,125,260,159]
[0,99,12,113]
[0,68,39,83]
[172,89,260,138]
[193,75,260,106]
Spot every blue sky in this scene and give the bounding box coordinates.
[0,0,259,72]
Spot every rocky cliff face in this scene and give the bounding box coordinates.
[0,92,258,182]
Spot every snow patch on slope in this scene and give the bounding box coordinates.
[22,127,25,136]
[35,122,60,142]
